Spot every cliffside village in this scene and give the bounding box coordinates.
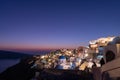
[31,36,120,71]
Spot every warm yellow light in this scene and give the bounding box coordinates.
[41,55,45,58]
[85,54,88,57]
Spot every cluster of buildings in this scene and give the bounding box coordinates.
[31,36,120,71]
[32,48,98,71]
[88,36,120,59]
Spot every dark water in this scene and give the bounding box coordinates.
[0,59,19,73]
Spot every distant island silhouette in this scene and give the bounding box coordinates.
[0,50,33,59]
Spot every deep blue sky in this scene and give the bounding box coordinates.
[0,0,120,50]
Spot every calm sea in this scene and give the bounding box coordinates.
[0,59,20,73]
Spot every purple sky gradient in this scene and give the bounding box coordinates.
[0,0,120,51]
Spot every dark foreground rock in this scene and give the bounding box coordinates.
[37,69,94,80]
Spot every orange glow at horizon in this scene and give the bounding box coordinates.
[0,44,78,51]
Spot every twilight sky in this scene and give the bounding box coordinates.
[0,0,120,50]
